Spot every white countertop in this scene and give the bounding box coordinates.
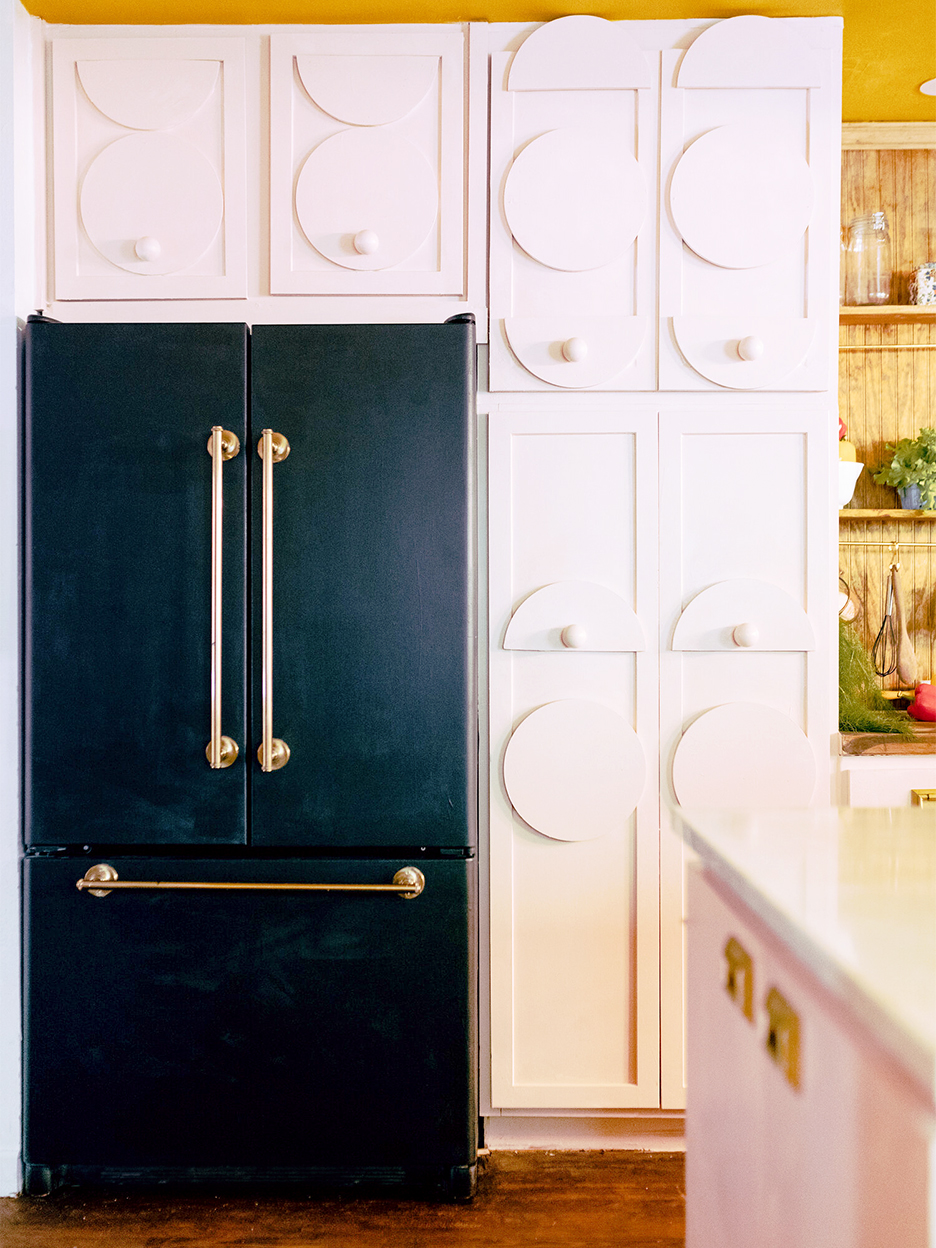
[673,805,936,1100]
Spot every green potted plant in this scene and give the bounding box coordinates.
[872,426,936,509]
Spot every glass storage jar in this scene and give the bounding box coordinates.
[846,212,892,306]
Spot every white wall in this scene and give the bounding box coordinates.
[0,0,39,1196]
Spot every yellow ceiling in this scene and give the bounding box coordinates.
[19,0,936,122]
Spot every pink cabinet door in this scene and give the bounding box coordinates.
[269,27,469,299]
[51,37,247,301]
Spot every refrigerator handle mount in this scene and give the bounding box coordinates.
[206,426,240,770]
[258,429,291,773]
[76,864,427,899]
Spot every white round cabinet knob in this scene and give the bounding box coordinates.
[732,622,760,648]
[561,337,588,363]
[353,229,379,256]
[560,623,588,649]
[737,335,765,362]
[134,236,161,262]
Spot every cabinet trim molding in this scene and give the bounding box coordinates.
[842,122,936,150]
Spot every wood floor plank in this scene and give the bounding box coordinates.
[0,1152,685,1248]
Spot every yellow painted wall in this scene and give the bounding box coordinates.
[18,0,936,123]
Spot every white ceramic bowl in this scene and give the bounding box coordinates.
[838,460,863,508]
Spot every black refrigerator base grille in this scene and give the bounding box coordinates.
[23,1163,478,1202]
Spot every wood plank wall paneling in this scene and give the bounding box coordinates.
[840,146,936,692]
[841,149,936,303]
[839,317,936,691]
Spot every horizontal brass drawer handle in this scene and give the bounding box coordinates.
[77,864,425,899]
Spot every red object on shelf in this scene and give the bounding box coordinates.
[907,683,936,722]
[839,417,848,440]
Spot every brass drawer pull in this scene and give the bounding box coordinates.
[77,864,425,899]
[258,429,291,772]
[205,427,240,769]
[765,986,801,1089]
[723,936,754,1022]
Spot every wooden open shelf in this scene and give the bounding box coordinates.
[840,306,936,325]
[839,723,935,757]
[839,509,936,520]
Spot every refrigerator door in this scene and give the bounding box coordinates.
[23,323,249,847]
[249,322,477,850]
[23,855,477,1194]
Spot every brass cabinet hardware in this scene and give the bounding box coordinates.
[258,429,291,772]
[911,790,936,805]
[723,937,755,1022]
[765,986,801,1089]
[206,427,240,769]
[77,863,426,899]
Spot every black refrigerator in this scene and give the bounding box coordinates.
[21,319,478,1198]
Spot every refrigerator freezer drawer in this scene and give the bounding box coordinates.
[23,856,477,1194]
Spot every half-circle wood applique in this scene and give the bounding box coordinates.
[672,703,816,809]
[671,580,816,652]
[295,130,438,271]
[676,15,823,88]
[77,59,220,131]
[503,317,647,389]
[79,133,224,275]
[670,317,817,389]
[507,15,652,91]
[504,129,647,273]
[504,582,646,652]
[503,700,647,841]
[295,54,438,126]
[669,124,814,270]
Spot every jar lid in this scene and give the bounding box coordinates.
[849,211,888,230]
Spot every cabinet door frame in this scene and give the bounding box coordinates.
[657,17,842,393]
[487,400,660,1109]
[269,25,468,298]
[658,404,837,1106]
[486,21,659,394]
[50,36,247,301]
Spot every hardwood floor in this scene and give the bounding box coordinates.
[0,1151,685,1248]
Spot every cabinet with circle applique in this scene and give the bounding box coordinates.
[488,15,840,395]
[485,14,840,1115]
[50,37,248,301]
[268,26,468,298]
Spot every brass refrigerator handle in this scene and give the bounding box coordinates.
[206,427,240,769]
[77,864,426,900]
[258,429,291,772]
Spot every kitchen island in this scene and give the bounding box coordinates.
[674,805,936,1248]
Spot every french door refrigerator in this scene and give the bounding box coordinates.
[22,318,477,1197]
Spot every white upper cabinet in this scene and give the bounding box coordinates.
[488,15,841,392]
[488,18,658,392]
[659,16,841,391]
[269,26,468,296]
[50,38,247,300]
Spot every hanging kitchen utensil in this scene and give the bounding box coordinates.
[890,558,919,686]
[871,565,897,677]
[838,573,859,622]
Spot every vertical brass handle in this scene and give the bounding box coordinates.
[258,429,291,772]
[206,427,240,769]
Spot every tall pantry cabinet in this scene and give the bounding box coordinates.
[485,15,840,1113]
[32,13,842,1132]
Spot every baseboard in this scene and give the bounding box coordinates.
[0,1149,20,1197]
[482,1115,685,1152]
